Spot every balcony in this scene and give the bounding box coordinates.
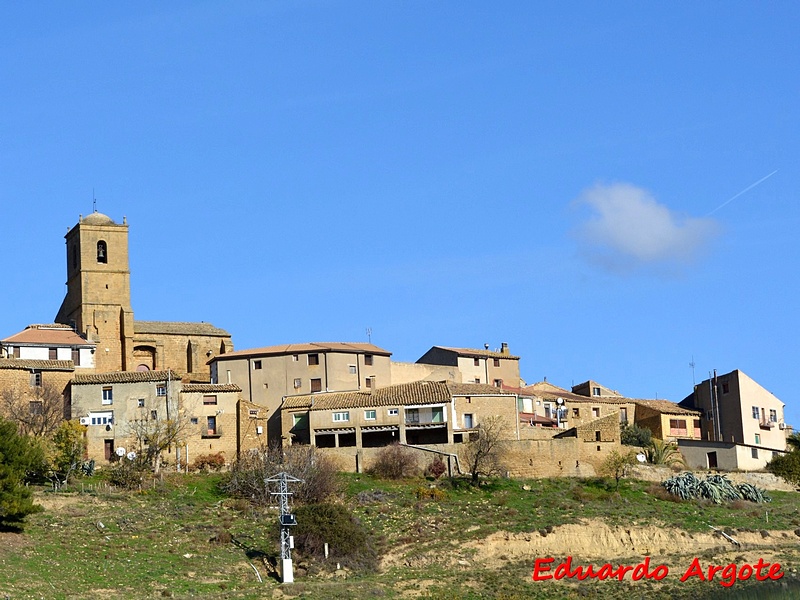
[759,420,775,430]
[201,425,223,438]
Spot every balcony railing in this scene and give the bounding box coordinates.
[405,415,445,425]
[759,420,775,430]
[201,425,223,438]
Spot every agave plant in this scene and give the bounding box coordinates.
[737,482,772,503]
[661,472,770,504]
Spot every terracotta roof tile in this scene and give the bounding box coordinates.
[0,358,75,371]
[71,369,182,385]
[213,342,391,361]
[632,399,701,416]
[134,321,230,337]
[2,324,93,346]
[181,383,241,393]
[434,346,520,360]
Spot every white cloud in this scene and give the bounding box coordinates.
[573,183,719,272]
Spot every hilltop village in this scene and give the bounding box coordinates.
[0,212,792,476]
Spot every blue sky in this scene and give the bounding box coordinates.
[1,2,798,423]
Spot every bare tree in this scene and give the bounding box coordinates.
[0,382,65,438]
[462,416,508,485]
[123,393,195,474]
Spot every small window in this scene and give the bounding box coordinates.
[49,348,57,360]
[474,378,481,384]
[493,358,500,367]
[349,365,357,374]
[137,398,145,408]
[249,409,259,418]
[102,387,113,405]
[721,382,730,394]
[292,354,299,362]
[365,354,373,366]
[156,385,167,397]
[406,408,419,423]
[365,377,372,389]
[592,407,600,418]
[493,379,502,388]
[769,409,778,422]
[293,378,302,389]
[755,434,761,444]
[464,413,474,428]
[752,406,759,419]
[29,401,43,415]
[150,410,158,420]
[190,417,199,425]
[333,411,349,422]
[751,447,759,459]
[310,378,322,392]
[253,360,262,370]
[572,408,580,418]
[293,413,308,427]
[595,431,601,441]
[203,395,217,405]
[30,371,42,387]
[71,348,81,366]
[473,358,480,367]
[97,240,108,263]
[364,410,376,420]
[592,387,601,396]
[388,408,398,416]
[308,354,319,366]
[207,415,217,434]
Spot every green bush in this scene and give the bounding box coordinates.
[620,424,652,447]
[0,418,44,528]
[293,503,379,572]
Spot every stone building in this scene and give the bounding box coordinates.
[208,342,392,444]
[414,343,521,388]
[68,370,262,466]
[53,211,232,380]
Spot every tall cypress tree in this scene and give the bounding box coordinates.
[0,418,44,528]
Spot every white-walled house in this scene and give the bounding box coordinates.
[1,324,96,369]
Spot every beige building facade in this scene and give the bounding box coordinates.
[209,342,392,444]
[415,344,521,388]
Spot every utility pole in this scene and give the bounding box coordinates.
[266,472,303,583]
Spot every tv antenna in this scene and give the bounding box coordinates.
[366,327,372,343]
[92,188,97,213]
[689,356,696,386]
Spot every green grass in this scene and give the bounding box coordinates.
[1,472,799,599]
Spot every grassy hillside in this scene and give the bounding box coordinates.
[2,473,800,599]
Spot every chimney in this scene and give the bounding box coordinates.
[500,342,509,355]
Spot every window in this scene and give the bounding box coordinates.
[365,377,372,389]
[30,371,42,387]
[463,413,474,428]
[474,378,481,384]
[493,379,503,388]
[592,387,601,397]
[13,346,20,358]
[97,240,107,263]
[29,401,43,415]
[156,385,167,397]
[349,365,357,375]
[49,348,57,360]
[721,382,730,394]
[90,412,113,425]
[292,354,299,362]
[253,360,262,370]
[249,409,259,418]
[755,434,761,445]
[207,416,217,435]
[669,419,687,436]
[572,408,580,418]
[751,448,759,459]
[333,411,349,422]
[150,410,158,420]
[619,408,628,424]
[432,407,444,423]
[293,413,308,427]
[137,398,145,408]
[203,395,217,405]
[591,407,600,418]
[693,419,701,437]
[769,409,778,422]
[493,358,500,367]
[310,378,322,392]
[406,408,419,423]
[364,410,376,420]
[473,358,480,367]
[595,431,601,442]
[102,387,113,405]
[71,348,81,366]
[190,417,199,425]
[308,354,319,366]
[293,378,302,389]
[365,354,373,366]
[387,408,398,416]
[752,406,760,419]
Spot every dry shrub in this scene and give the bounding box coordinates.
[191,452,226,472]
[424,456,447,479]
[223,444,341,505]
[414,486,447,501]
[366,444,418,479]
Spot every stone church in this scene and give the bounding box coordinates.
[53,211,232,381]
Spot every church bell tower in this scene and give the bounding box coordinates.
[55,211,135,372]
